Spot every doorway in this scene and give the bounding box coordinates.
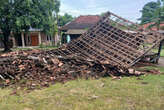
[31,35,39,46]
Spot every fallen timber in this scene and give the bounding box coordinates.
[0,11,164,88]
[54,11,164,68]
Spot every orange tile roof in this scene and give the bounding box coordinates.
[61,15,101,30]
[143,22,164,30]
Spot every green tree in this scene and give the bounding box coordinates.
[50,0,60,35]
[140,0,164,30]
[58,13,74,26]
[42,0,60,36]
[0,0,60,51]
[139,1,159,24]
[150,0,164,30]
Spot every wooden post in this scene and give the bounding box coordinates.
[38,32,42,45]
[158,40,164,56]
[21,32,25,47]
[156,39,164,63]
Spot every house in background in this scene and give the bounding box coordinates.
[142,22,164,36]
[20,28,56,47]
[0,28,60,48]
[142,22,164,31]
[60,15,101,43]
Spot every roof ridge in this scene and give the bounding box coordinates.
[78,15,100,17]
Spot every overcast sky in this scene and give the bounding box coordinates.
[60,0,156,23]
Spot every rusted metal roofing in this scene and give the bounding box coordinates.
[54,12,164,69]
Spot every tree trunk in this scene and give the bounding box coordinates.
[2,32,11,52]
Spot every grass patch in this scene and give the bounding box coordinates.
[38,44,58,50]
[137,65,164,73]
[152,49,164,57]
[11,46,58,51]
[0,75,164,110]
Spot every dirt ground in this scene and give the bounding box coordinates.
[158,57,164,67]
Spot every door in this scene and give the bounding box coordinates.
[31,35,39,46]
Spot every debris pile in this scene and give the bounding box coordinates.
[0,11,163,89]
[0,50,126,89]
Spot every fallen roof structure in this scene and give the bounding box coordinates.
[1,12,164,87]
[55,12,164,69]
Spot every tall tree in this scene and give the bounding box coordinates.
[140,1,159,24]
[140,0,164,30]
[0,0,60,51]
[58,13,74,27]
[150,0,164,30]
[42,0,60,36]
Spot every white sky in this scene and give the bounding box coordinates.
[60,0,156,23]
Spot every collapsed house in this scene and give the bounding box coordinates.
[0,12,164,88]
[55,12,164,69]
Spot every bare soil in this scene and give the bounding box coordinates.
[158,57,164,67]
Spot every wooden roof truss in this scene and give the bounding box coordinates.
[54,12,164,69]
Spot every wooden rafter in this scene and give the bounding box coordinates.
[54,12,164,69]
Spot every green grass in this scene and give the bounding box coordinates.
[152,49,164,57]
[137,65,164,73]
[0,48,163,110]
[161,51,164,57]
[0,74,164,110]
[11,46,58,51]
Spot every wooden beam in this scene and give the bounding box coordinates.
[52,12,164,69]
[157,39,164,57]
